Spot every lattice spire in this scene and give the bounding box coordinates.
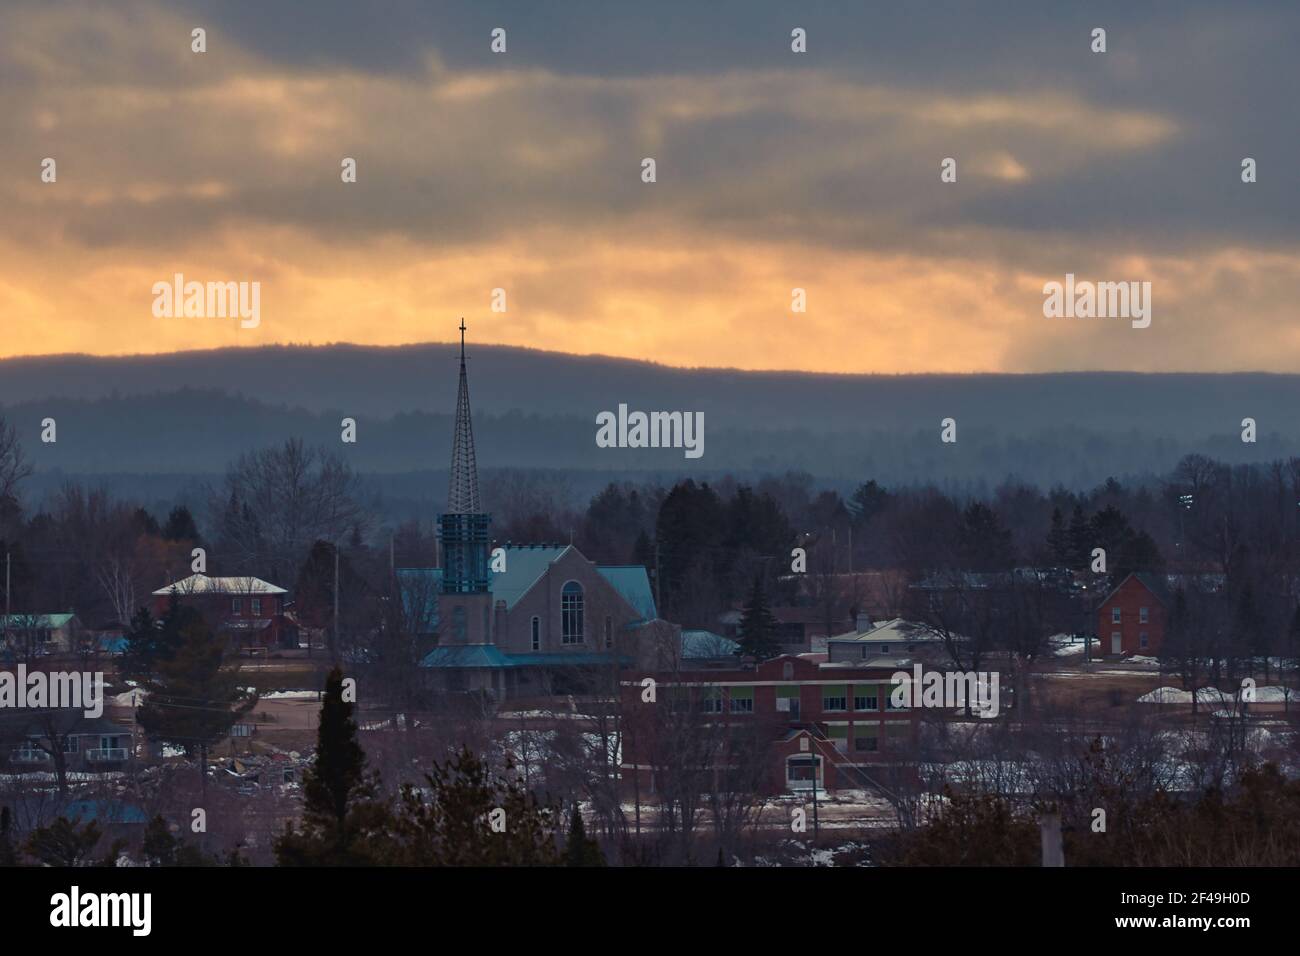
[447,318,481,514]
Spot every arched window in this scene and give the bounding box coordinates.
[561,581,584,644]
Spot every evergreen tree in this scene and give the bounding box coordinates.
[736,575,782,662]
[25,816,112,867]
[140,814,209,866]
[564,804,604,867]
[388,747,560,866]
[1046,507,1070,566]
[136,607,256,780]
[0,807,17,866]
[275,668,389,865]
[1067,504,1091,570]
[162,505,200,542]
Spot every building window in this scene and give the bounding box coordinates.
[879,644,890,654]
[453,606,467,642]
[251,597,262,616]
[782,661,794,680]
[63,736,78,753]
[1112,606,1121,624]
[531,616,540,651]
[729,687,754,713]
[854,689,879,712]
[232,597,242,614]
[1139,606,1149,624]
[561,581,584,644]
[1139,631,1149,649]
[604,616,612,649]
[822,686,847,712]
[854,735,878,753]
[701,689,724,714]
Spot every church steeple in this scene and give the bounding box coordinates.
[447,318,481,514]
[438,320,491,600]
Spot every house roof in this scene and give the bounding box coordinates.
[828,618,944,644]
[681,629,739,659]
[63,800,148,825]
[0,613,77,629]
[1099,571,1170,607]
[418,644,630,669]
[152,573,287,597]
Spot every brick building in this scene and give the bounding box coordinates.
[620,653,918,794]
[1096,572,1167,656]
[152,574,297,650]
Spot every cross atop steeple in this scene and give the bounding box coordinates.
[447,319,481,514]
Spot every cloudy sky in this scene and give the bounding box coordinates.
[1,0,1297,373]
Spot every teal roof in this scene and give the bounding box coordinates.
[1,613,76,629]
[597,566,657,620]
[421,644,510,668]
[682,629,738,659]
[493,546,570,609]
[398,546,660,638]
[419,645,631,669]
[64,800,148,825]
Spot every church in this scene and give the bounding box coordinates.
[405,322,679,702]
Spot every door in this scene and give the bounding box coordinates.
[1111,631,1123,655]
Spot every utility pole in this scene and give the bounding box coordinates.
[653,541,661,612]
[332,542,340,666]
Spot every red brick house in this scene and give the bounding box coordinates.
[1096,572,1167,657]
[152,573,297,650]
[620,654,918,794]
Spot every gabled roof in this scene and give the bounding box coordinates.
[1099,571,1169,607]
[0,613,77,629]
[152,574,287,597]
[681,629,738,659]
[597,566,657,620]
[493,545,571,609]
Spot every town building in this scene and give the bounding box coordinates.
[1096,572,1168,656]
[151,574,297,650]
[0,613,83,656]
[408,323,679,702]
[7,715,134,772]
[827,615,950,664]
[620,653,918,794]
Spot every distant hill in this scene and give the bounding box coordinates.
[2,344,1299,494]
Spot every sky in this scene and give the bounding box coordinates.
[1,0,1297,373]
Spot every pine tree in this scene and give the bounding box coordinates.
[25,817,106,867]
[1046,507,1070,566]
[135,606,257,782]
[564,804,604,866]
[0,807,17,866]
[736,575,782,662]
[388,747,560,866]
[162,505,200,542]
[275,668,389,865]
